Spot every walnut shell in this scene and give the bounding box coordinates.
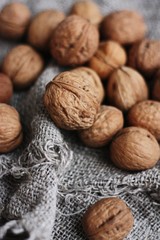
[106,66,148,111]
[50,15,99,66]
[43,71,100,130]
[0,2,31,40]
[0,103,23,153]
[1,45,44,89]
[27,10,65,51]
[152,69,160,101]
[128,40,160,76]
[110,127,160,171]
[0,73,13,103]
[79,105,124,147]
[70,0,102,26]
[83,197,134,240]
[71,67,104,103]
[128,100,160,141]
[88,41,127,80]
[101,10,147,45]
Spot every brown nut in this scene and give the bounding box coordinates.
[88,41,127,80]
[128,40,160,76]
[1,45,44,89]
[0,73,13,103]
[106,66,148,111]
[43,71,100,130]
[0,2,31,40]
[101,10,147,45]
[27,10,65,51]
[110,127,160,171]
[50,15,99,66]
[83,197,134,240]
[0,103,23,153]
[70,0,102,26]
[71,67,105,103]
[152,70,160,101]
[128,100,160,141]
[79,105,124,148]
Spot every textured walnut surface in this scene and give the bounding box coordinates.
[128,100,160,141]
[152,69,160,101]
[1,44,44,88]
[79,105,123,148]
[43,71,100,130]
[101,10,147,45]
[0,73,13,103]
[83,197,134,240]
[0,103,23,153]
[28,10,65,51]
[106,66,148,111]
[110,127,160,171]
[50,15,99,66]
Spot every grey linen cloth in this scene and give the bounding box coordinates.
[0,0,160,239]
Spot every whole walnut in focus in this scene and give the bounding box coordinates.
[1,45,44,89]
[0,73,13,103]
[28,10,65,51]
[79,105,124,148]
[83,197,134,240]
[43,71,100,130]
[101,10,147,45]
[106,66,148,111]
[110,127,160,171]
[0,103,23,153]
[71,67,104,103]
[0,2,31,40]
[152,70,160,101]
[70,0,102,26]
[50,15,99,66]
[128,40,160,76]
[128,100,160,141]
[88,41,127,80]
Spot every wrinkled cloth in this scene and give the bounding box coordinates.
[0,0,160,239]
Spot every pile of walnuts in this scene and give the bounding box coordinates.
[0,1,160,239]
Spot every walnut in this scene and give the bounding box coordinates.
[88,41,127,80]
[71,67,104,103]
[0,2,31,40]
[43,71,100,130]
[101,10,147,45]
[0,73,13,103]
[83,197,134,240]
[27,10,65,51]
[0,103,23,153]
[50,15,99,66]
[1,45,44,89]
[128,40,160,76]
[152,69,160,101]
[79,105,123,148]
[110,127,160,171]
[106,66,148,111]
[128,100,160,141]
[70,0,102,26]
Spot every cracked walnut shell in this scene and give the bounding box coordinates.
[0,103,23,153]
[106,66,148,111]
[0,2,31,40]
[101,10,147,45]
[110,127,160,171]
[83,197,134,240]
[0,73,13,103]
[50,15,99,66]
[43,71,100,130]
[79,105,124,148]
[1,45,44,89]
[88,41,127,80]
[128,100,160,141]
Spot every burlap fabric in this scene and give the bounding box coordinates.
[0,0,160,239]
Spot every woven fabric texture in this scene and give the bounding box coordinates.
[0,0,160,239]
